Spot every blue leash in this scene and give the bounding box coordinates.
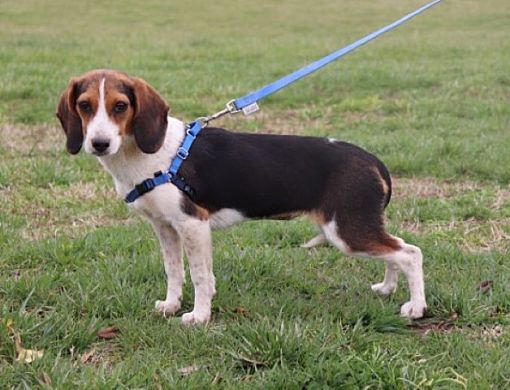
[125,0,442,203]
[232,0,442,112]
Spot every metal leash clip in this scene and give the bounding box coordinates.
[196,99,242,127]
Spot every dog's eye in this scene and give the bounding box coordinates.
[78,101,92,113]
[114,102,128,113]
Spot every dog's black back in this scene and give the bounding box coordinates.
[180,127,392,221]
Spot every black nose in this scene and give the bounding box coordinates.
[92,138,110,153]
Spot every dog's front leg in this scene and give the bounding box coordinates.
[177,219,216,325]
[151,221,184,316]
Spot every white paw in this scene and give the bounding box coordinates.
[371,282,397,296]
[181,310,210,326]
[400,301,427,319]
[155,299,181,316]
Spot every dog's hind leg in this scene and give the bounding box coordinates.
[371,262,399,296]
[382,239,426,319]
[301,233,326,248]
[369,234,406,296]
[151,222,184,316]
[322,219,427,319]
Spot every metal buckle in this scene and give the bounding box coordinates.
[177,147,189,160]
[186,127,198,137]
[225,99,241,114]
[188,99,242,130]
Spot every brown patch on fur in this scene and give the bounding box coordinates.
[364,235,402,256]
[104,79,135,136]
[307,210,327,225]
[343,233,402,256]
[371,166,389,197]
[181,197,210,221]
[335,218,401,255]
[75,80,100,133]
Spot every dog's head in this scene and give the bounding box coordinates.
[56,70,169,156]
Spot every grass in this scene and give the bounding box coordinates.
[1,0,509,388]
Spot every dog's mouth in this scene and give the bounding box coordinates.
[91,150,109,157]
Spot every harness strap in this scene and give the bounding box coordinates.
[124,121,203,203]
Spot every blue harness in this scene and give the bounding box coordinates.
[124,0,441,203]
[124,121,203,203]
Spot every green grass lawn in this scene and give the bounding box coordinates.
[1,0,509,388]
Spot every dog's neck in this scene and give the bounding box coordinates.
[97,116,186,199]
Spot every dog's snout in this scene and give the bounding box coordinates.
[92,138,110,153]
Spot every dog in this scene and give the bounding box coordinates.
[56,69,427,324]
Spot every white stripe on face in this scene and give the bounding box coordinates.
[84,78,122,156]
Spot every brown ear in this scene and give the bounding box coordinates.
[131,78,169,154]
[56,78,83,154]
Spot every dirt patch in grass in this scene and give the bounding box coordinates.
[2,180,136,241]
[21,212,137,242]
[394,177,510,253]
[409,318,458,335]
[410,317,505,343]
[393,177,510,203]
[79,342,118,372]
[400,218,510,253]
[49,181,115,202]
[0,124,62,154]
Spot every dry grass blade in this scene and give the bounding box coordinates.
[80,349,97,364]
[5,319,44,363]
[237,354,266,368]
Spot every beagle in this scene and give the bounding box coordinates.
[57,69,427,324]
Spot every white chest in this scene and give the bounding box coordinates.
[96,116,188,223]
